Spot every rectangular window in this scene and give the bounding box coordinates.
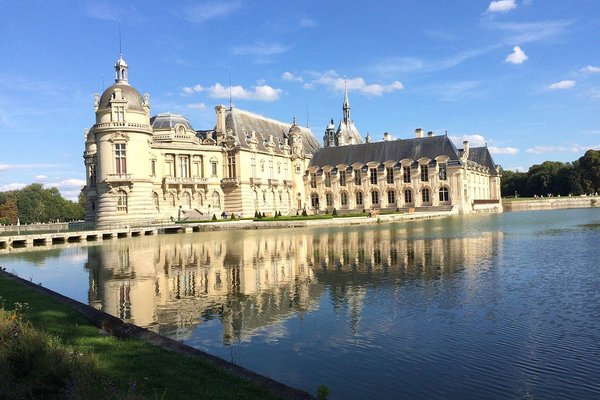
[403,166,411,183]
[420,164,429,182]
[89,164,96,186]
[115,143,127,175]
[339,170,346,186]
[324,172,331,187]
[211,161,218,177]
[310,173,317,188]
[227,152,236,178]
[114,106,125,123]
[386,167,394,184]
[370,168,377,185]
[438,163,447,180]
[354,170,362,185]
[179,156,189,178]
[150,160,156,176]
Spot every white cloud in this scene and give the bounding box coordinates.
[505,46,528,64]
[0,163,64,172]
[209,83,282,101]
[47,179,86,201]
[181,84,204,95]
[581,65,600,73]
[282,72,303,82]
[298,18,316,28]
[0,164,13,172]
[35,175,47,180]
[231,42,290,56]
[488,146,519,155]
[487,0,517,13]
[187,102,206,110]
[179,2,242,23]
[0,183,26,191]
[309,71,403,96]
[526,144,600,154]
[548,80,575,90]
[490,20,573,44]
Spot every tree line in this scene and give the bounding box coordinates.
[0,184,84,225]
[501,149,600,198]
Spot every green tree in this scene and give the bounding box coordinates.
[578,149,600,193]
[0,192,19,225]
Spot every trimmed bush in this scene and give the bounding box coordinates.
[212,214,217,221]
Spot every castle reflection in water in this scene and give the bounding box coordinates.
[86,226,501,344]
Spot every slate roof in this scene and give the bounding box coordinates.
[310,135,461,167]
[98,83,145,112]
[225,108,321,155]
[464,146,499,175]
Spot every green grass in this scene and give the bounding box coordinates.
[0,273,283,400]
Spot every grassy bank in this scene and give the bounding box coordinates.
[0,272,287,400]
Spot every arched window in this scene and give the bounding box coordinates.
[116,190,128,213]
[182,192,191,209]
[326,192,333,207]
[404,189,413,205]
[387,190,396,205]
[212,191,221,208]
[170,193,176,207]
[311,193,320,208]
[422,188,431,204]
[153,192,159,211]
[439,187,450,202]
[371,190,379,205]
[340,191,348,206]
[356,191,363,206]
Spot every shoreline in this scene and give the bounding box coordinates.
[503,196,598,212]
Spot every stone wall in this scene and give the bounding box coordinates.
[503,196,599,212]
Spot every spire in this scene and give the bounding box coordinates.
[342,80,350,123]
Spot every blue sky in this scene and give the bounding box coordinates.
[1,0,599,199]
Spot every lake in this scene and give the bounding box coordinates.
[1,208,600,399]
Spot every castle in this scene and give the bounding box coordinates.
[83,56,501,226]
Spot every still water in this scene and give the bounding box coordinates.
[2,209,600,399]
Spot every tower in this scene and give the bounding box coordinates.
[84,55,154,227]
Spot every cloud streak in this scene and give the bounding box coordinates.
[178,2,242,23]
[548,80,575,90]
[487,0,517,13]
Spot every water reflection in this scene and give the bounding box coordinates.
[86,226,501,345]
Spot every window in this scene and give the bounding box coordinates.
[153,192,159,211]
[151,160,156,176]
[386,167,394,184]
[114,106,125,123]
[182,192,191,209]
[116,190,128,213]
[356,191,363,206]
[115,143,127,175]
[387,190,396,205]
[439,187,449,202]
[324,172,331,187]
[354,169,362,185]
[310,173,317,188]
[370,168,377,184]
[227,152,236,177]
[438,163,447,181]
[422,188,431,203]
[326,193,333,206]
[212,191,221,208]
[339,170,346,186]
[421,164,429,182]
[371,190,379,205]
[89,164,96,186]
[170,193,176,206]
[165,156,174,177]
[194,157,203,177]
[296,164,302,174]
[211,161,218,177]
[404,189,413,204]
[340,192,348,206]
[311,193,319,208]
[403,166,411,183]
[179,156,189,178]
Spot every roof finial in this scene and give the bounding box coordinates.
[228,70,233,110]
[118,21,123,58]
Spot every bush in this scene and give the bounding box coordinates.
[301,209,308,217]
[332,208,338,216]
[211,214,217,221]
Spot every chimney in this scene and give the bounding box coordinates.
[215,105,226,136]
[415,128,424,138]
[383,132,391,141]
[463,140,470,158]
[427,131,434,137]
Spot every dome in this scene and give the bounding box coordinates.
[98,83,145,112]
[150,113,195,131]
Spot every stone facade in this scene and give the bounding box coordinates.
[83,56,501,227]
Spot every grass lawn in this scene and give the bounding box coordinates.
[0,272,288,400]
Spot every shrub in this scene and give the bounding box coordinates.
[332,208,338,216]
[301,209,308,217]
[211,214,217,221]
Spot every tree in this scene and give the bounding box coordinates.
[0,192,18,224]
[578,150,600,193]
